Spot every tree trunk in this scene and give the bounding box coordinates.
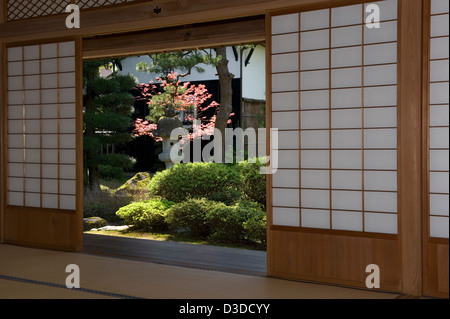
[214,47,234,161]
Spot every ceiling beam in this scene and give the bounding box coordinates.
[82,17,265,59]
[0,0,335,43]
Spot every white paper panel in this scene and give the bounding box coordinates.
[8,120,23,134]
[331,67,362,88]
[332,190,362,210]
[301,170,329,189]
[25,134,40,149]
[8,177,23,192]
[301,150,329,169]
[277,150,299,169]
[301,90,329,109]
[300,70,329,90]
[273,188,299,207]
[23,89,40,105]
[25,164,40,178]
[332,26,362,48]
[9,192,24,206]
[42,134,58,148]
[331,4,362,27]
[331,88,362,108]
[59,195,76,210]
[430,37,449,60]
[364,43,397,65]
[430,14,449,37]
[301,130,329,149]
[8,76,22,91]
[366,0,398,21]
[41,74,58,89]
[301,110,329,129]
[60,119,76,134]
[364,150,397,170]
[8,149,23,163]
[429,127,449,148]
[8,163,23,177]
[42,150,58,164]
[332,129,362,149]
[8,106,23,119]
[25,193,41,208]
[364,65,397,86]
[23,45,39,60]
[272,92,299,111]
[25,178,40,193]
[300,50,329,70]
[273,170,299,188]
[8,62,23,76]
[430,216,449,238]
[364,107,397,128]
[301,30,329,51]
[430,194,450,216]
[42,179,58,194]
[332,211,363,231]
[301,189,330,209]
[272,33,299,54]
[24,119,40,134]
[430,60,449,82]
[365,191,397,213]
[331,109,362,129]
[60,104,77,118]
[8,134,23,149]
[60,165,77,180]
[60,150,76,164]
[364,86,397,107]
[430,172,450,194]
[364,21,397,44]
[278,131,299,150]
[42,194,59,209]
[24,60,39,75]
[41,89,58,104]
[8,47,23,62]
[302,209,330,229]
[364,213,398,234]
[42,164,58,179]
[272,13,299,35]
[59,57,76,73]
[272,72,299,92]
[273,207,300,227]
[331,47,362,68]
[8,91,23,105]
[273,112,299,130]
[332,150,362,169]
[59,135,76,149]
[41,43,57,59]
[430,105,449,126]
[300,9,330,31]
[59,88,76,103]
[430,82,449,104]
[59,42,76,57]
[364,171,397,191]
[431,0,450,14]
[41,119,58,134]
[430,150,450,171]
[272,53,299,73]
[41,59,58,74]
[60,180,76,195]
[332,170,362,190]
[25,149,40,163]
[364,128,397,149]
[25,105,40,119]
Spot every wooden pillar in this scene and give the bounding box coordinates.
[0,0,5,243]
[399,0,424,296]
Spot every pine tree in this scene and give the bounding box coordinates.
[83,59,137,190]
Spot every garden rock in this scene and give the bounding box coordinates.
[115,172,151,196]
[83,217,107,231]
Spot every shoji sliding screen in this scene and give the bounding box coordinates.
[423,0,449,298]
[3,39,82,251]
[268,0,402,291]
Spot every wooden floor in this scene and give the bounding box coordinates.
[83,233,267,276]
[0,243,400,299]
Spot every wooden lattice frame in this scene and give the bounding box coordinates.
[6,0,139,22]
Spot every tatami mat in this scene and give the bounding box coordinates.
[0,244,398,299]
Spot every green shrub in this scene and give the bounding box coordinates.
[165,199,218,239]
[207,189,242,206]
[116,199,175,231]
[84,188,131,223]
[206,200,266,244]
[99,164,124,180]
[148,162,241,203]
[238,158,266,207]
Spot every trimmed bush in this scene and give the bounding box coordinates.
[238,158,266,207]
[148,162,241,203]
[116,198,175,231]
[206,200,266,244]
[165,199,218,239]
